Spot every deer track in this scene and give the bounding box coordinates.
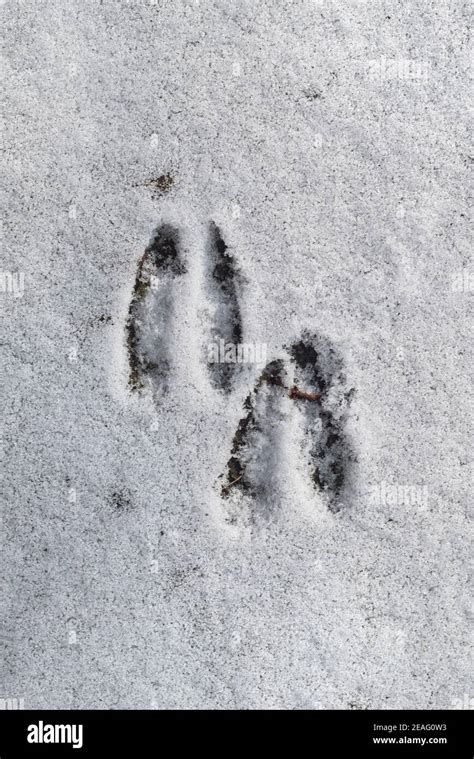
[126,219,356,529]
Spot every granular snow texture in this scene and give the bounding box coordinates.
[1,0,472,709]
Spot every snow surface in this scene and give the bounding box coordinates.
[2,0,472,708]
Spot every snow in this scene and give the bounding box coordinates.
[2,0,471,709]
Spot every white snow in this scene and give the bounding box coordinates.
[2,0,471,709]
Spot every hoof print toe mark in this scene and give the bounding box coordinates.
[289,332,354,512]
[126,224,185,395]
[221,360,287,517]
[206,222,243,393]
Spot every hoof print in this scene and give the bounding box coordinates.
[289,332,355,512]
[220,333,355,517]
[220,359,289,527]
[126,224,185,396]
[206,222,243,393]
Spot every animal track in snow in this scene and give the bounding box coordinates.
[126,220,244,399]
[125,219,356,524]
[126,224,186,397]
[220,332,355,519]
[221,360,289,517]
[204,221,243,392]
[289,332,355,512]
